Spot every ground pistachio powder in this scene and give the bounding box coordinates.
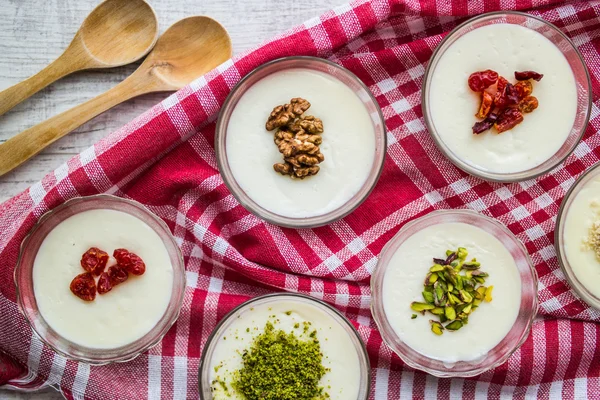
[231,321,330,400]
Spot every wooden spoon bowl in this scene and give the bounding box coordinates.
[78,0,158,66]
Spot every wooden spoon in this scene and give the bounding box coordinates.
[0,0,158,117]
[0,16,232,176]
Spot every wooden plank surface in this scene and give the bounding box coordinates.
[0,0,341,398]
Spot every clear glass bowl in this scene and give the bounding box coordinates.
[198,293,371,399]
[422,11,592,182]
[14,195,186,365]
[555,162,600,309]
[215,56,387,228]
[371,210,538,377]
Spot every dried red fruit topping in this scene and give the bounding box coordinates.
[472,112,498,134]
[514,70,543,82]
[496,76,508,93]
[494,82,519,110]
[97,272,112,295]
[494,108,524,133]
[518,95,539,113]
[113,248,146,276]
[475,92,493,119]
[468,70,499,92]
[80,247,109,276]
[70,272,96,301]
[107,265,129,286]
[514,80,533,99]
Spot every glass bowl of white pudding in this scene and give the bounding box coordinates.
[14,195,186,364]
[556,163,600,310]
[422,11,591,182]
[198,293,371,399]
[216,56,386,228]
[371,210,538,377]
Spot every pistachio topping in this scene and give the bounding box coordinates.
[225,321,330,400]
[410,247,492,335]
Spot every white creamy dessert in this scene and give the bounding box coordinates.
[428,23,577,173]
[208,299,363,400]
[33,209,174,349]
[226,68,376,218]
[382,222,521,362]
[564,175,600,298]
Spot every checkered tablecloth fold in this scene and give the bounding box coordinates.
[1,0,600,398]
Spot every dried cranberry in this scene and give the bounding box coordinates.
[514,80,533,99]
[505,83,519,106]
[70,272,96,301]
[518,95,539,113]
[80,247,109,276]
[496,76,508,92]
[113,248,146,276]
[97,272,112,295]
[107,265,129,286]
[475,92,493,119]
[514,70,543,81]
[472,112,498,134]
[494,82,519,110]
[494,108,524,133]
[468,70,499,92]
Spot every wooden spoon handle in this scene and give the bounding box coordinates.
[0,77,155,176]
[0,54,83,117]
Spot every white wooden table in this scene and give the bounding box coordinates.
[0,0,342,398]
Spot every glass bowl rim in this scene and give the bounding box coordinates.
[215,55,387,228]
[421,10,592,183]
[555,162,600,310]
[370,209,538,377]
[197,292,372,399]
[13,194,186,365]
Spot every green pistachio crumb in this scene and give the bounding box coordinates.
[228,321,330,400]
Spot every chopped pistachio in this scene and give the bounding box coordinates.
[430,320,444,335]
[422,291,434,304]
[459,289,473,303]
[444,306,456,320]
[485,286,494,302]
[430,264,445,272]
[445,320,463,331]
[411,302,435,312]
[430,307,445,315]
[410,247,491,336]
[429,273,438,284]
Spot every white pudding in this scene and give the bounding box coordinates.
[208,299,363,400]
[564,175,600,298]
[33,209,174,349]
[382,222,521,362]
[428,23,577,173]
[226,68,376,218]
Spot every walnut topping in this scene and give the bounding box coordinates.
[289,115,324,134]
[265,97,325,179]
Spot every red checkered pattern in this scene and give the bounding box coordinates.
[1,0,600,398]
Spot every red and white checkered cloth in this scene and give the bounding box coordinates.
[1,0,600,398]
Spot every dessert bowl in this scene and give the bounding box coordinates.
[371,210,538,377]
[14,194,186,365]
[556,162,600,310]
[215,56,386,228]
[422,11,591,182]
[198,292,371,399]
